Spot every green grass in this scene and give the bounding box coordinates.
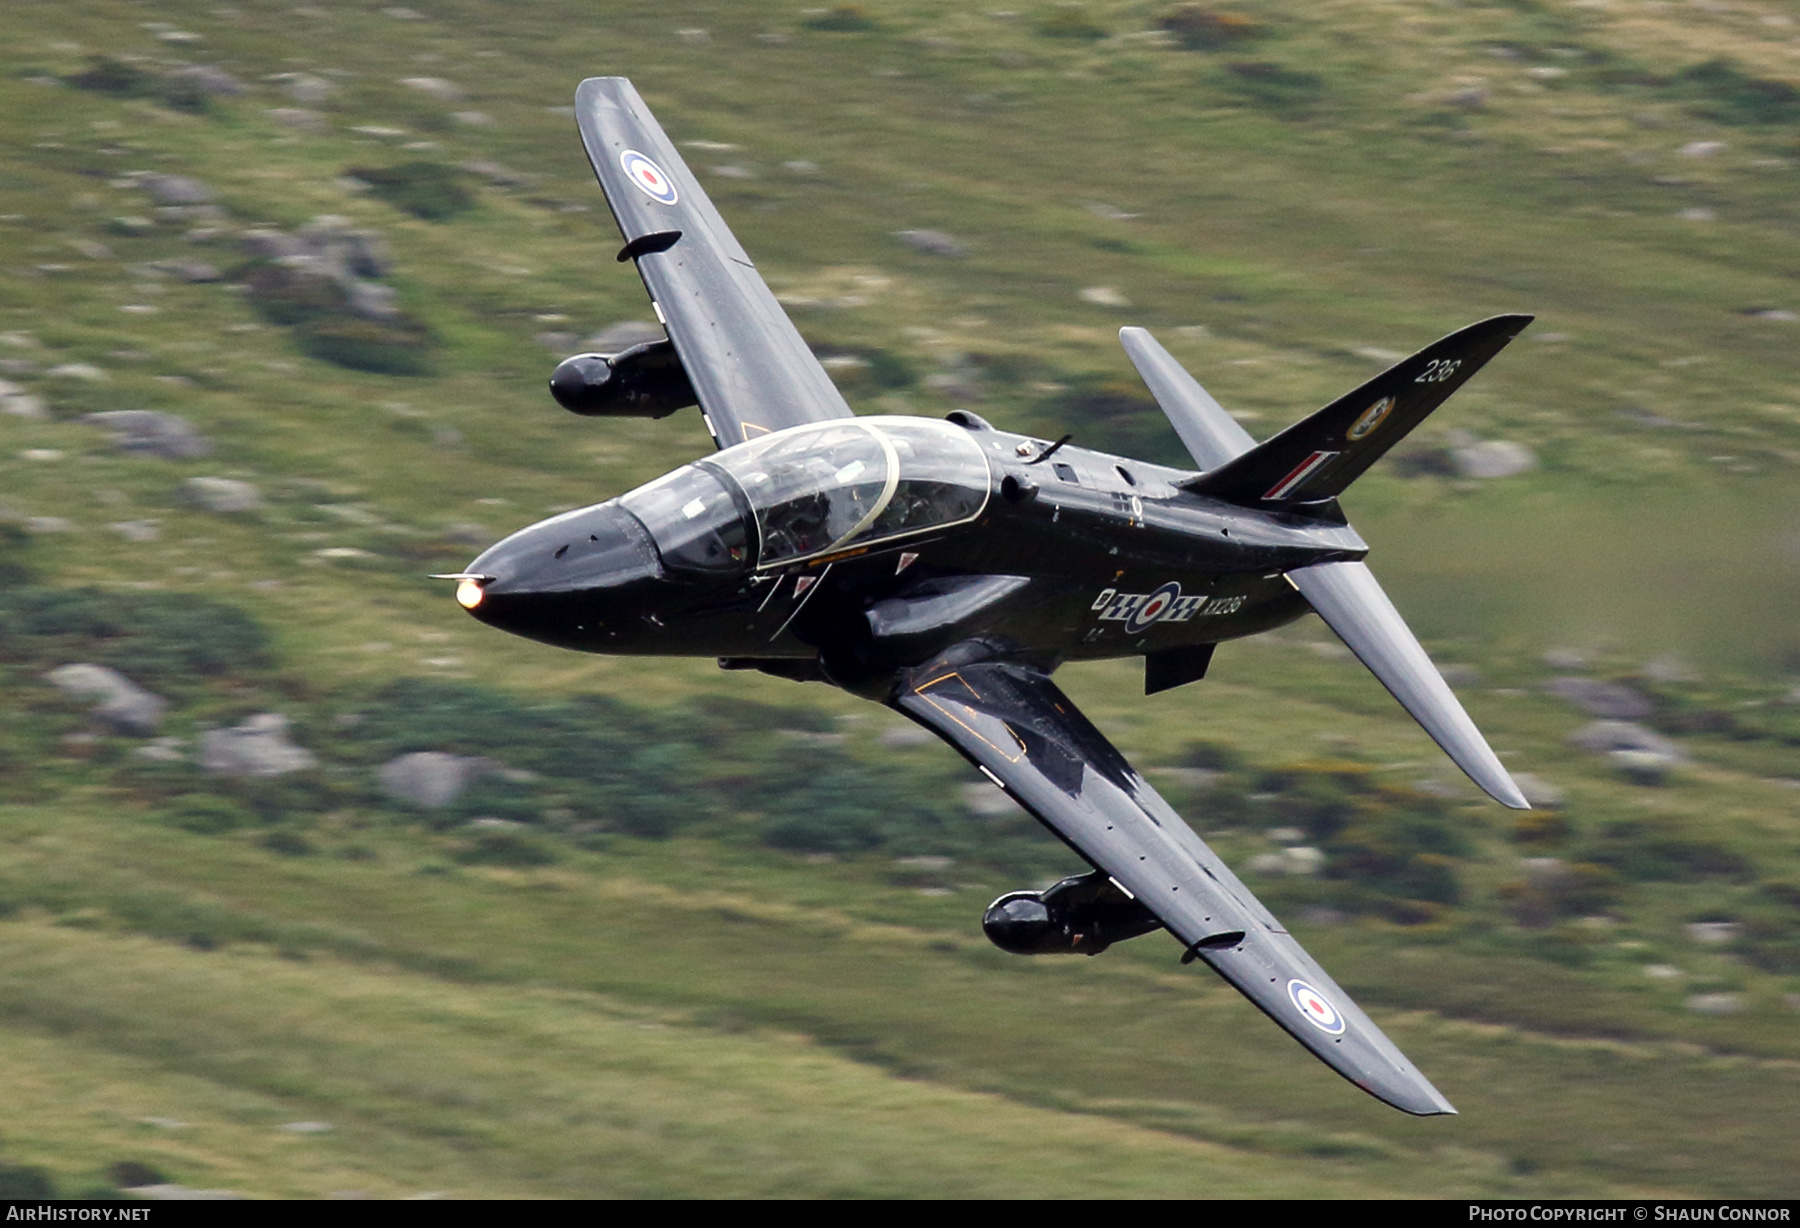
[2,0,1800,1198]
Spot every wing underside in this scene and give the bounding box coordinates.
[573,78,855,447]
[893,642,1456,1116]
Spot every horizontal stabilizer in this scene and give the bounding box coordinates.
[1180,315,1532,506]
[1119,327,1256,472]
[1289,561,1528,810]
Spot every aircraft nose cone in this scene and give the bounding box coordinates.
[470,503,660,597]
[455,503,664,644]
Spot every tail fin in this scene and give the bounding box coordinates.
[1176,315,1532,506]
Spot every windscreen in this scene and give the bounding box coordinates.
[617,464,750,576]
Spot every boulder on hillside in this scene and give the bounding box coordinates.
[200,714,316,776]
[1546,676,1654,720]
[84,411,211,460]
[184,476,263,513]
[378,751,497,808]
[892,229,966,258]
[174,65,245,97]
[45,663,168,734]
[141,174,214,206]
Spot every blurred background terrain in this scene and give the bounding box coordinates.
[2,0,1799,1198]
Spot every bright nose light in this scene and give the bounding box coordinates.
[455,579,485,610]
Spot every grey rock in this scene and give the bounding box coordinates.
[295,216,391,279]
[345,280,399,320]
[1452,439,1536,479]
[160,259,221,283]
[2,393,46,419]
[47,362,107,381]
[241,228,309,261]
[582,320,664,352]
[451,111,493,127]
[25,517,74,533]
[85,411,211,460]
[184,476,262,513]
[1685,992,1743,1015]
[268,107,326,132]
[1685,921,1740,945]
[282,73,334,104]
[379,751,497,808]
[1543,647,1587,670]
[1520,857,1572,891]
[399,76,465,102]
[45,663,168,734]
[1609,749,1677,784]
[1568,720,1687,761]
[1547,676,1654,719]
[893,229,967,258]
[200,714,317,777]
[110,520,160,542]
[141,175,213,206]
[1280,846,1325,875]
[174,65,245,97]
[535,331,579,353]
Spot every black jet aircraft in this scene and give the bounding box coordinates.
[444,77,1534,1116]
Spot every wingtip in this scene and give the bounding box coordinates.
[1489,775,1532,811]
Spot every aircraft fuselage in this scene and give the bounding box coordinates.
[461,415,1366,696]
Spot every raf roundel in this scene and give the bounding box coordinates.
[620,149,678,205]
[1124,581,1182,635]
[1287,979,1347,1035]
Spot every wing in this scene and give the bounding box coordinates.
[893,642,1456,1116]
[573,78,855,447]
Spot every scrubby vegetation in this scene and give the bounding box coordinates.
[3,0,1800,1199]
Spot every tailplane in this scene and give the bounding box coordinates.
[1120,317,1534,810]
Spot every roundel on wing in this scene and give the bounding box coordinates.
[1124,581,1181,635]
[620,150,679,205]
[1346,396,1394,441]
[1287,978,1346,1035]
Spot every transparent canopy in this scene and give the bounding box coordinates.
[618,418,991,576]
[714,417,992,568]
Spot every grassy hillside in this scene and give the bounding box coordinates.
[2,0,1799,1198]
